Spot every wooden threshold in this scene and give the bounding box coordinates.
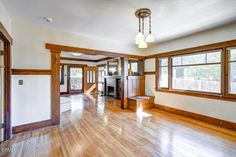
[12,120,52,134]
[154,104,236,131]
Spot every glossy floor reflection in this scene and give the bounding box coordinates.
[1,94,236,157]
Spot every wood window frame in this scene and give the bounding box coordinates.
[157,57,169,89]
[67,65,85,94]
[155,40,236,102]
[226,47,236,97]
[60,65,64,85]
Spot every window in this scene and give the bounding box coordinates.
[155,40,236,101]
[128,60,139,75]
[172,50,221,93]
[87,70,96,83]
[228,48,236,94]
[130,62,138,73]
[158,58,168,88]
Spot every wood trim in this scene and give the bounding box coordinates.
[12,69,51,75]
[154,103,236,131]
[0,22,12,140]
[154,39,236,102]
[145,39,236,59]
[46,43,144,59]
[144,71,156,75]
[51,51,61,125]
[60,65,64,85]
[0,22,12,45]
[97,57,113,62]
[60,57,113,62]
[60,63,87,67]
[12,120,52,134]
[156,89,236,102]
[60,92,68,95]
[61,57,96,62]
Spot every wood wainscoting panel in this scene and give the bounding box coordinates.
[127,76,145,97]
[154,104,236,131]
[12,120,52,134]
[12,69,51,75]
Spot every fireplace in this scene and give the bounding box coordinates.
[104,76,121,99]
[107,86,115,96]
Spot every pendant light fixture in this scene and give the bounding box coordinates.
[135,8,155,49]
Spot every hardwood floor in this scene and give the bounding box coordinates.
[1,94,236,157]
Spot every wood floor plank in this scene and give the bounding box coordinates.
[1,94,236,157]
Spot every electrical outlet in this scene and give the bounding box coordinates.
[19,80,23,85]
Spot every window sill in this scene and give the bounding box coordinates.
[155,88,236,102]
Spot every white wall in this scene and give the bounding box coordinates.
[11,20,133,126]
[144,58,155,72]
[147,22,236,55]
[0,0,11,35]
[12,75,51,126]
[9,10,236,127]
[144,22,236,123]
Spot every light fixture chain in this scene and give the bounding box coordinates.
[139,16,141,32]
[142,17,144,34]
[149,15,152,34]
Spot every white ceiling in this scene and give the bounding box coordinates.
[2,0,236,45]
[61,51,108,60]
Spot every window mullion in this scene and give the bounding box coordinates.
[168,56,172,90]
[221,48,227,97]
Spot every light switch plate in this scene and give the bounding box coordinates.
[19,80,23,85]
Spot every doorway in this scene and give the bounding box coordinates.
[67,66,84,94]
[0,39,4,142]
[0,24,11,141]
[98,64,106,96]
[84,66,98,94]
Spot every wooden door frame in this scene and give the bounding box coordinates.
[67,65,84,94]
[0,23,12,140]
[97,64,106,94]
[47,43,141,124]
[83,66,98,93]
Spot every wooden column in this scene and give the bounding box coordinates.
[138,59,144,76]
[120,57,129,109]
[51,50,60,125]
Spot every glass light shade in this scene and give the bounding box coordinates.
[138,40,148,49]
[135,39,140,45]
[146,33,155,43]
[72,53,82,56]
[135,32,144,43]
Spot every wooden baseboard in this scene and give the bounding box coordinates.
[154,104,236,131]
[12,120,52,134]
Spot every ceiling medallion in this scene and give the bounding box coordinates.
[135,8,155,49]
